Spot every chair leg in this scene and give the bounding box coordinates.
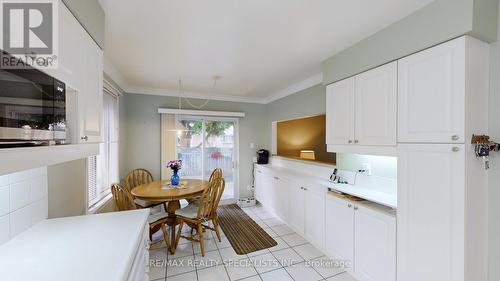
[173,221,184,254]
[197,223,205,257]
[161,223,170,249]
[213,217,222,242]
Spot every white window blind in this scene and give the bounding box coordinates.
[88,90,119,209]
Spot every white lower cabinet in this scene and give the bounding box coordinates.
[129,225,149,281]
[272,175,289,222]
[325,194,355,265]
[254,166,395,281]
[304,186,325,248]
[254,166,326,248]
[354,204,396,281]
[288,184,305,236]
[325,193,396,281]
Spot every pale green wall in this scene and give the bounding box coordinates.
[62,0,105,49]
[120,93,268,199]
[322,0,498,84]
[488,3,500,280]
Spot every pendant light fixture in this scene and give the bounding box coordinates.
[168,75,221,134]
[168,79,191,134]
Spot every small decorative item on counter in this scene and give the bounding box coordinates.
[167,160,182,186]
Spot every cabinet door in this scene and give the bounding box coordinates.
[398,144,465,281]
[325,194,354,265]
[79,34,103,143]
[58,4,83,90]
[326,78,355,145]
[274,176,289,222]
[354,204,396,281]
[254,168,264,202]
[355,62,397,146]
[304,187,325,248]
[288,184,305,236]
[260,173,273,208]
[398,37,465,143]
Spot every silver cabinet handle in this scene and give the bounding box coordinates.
[451,135,460,141]
[81,136,88,141]
[354,140,359,144]
[452,147,460,152]
[348,140,353,144]
[348,204,352,208]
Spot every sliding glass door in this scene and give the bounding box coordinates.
[176,116,238,202]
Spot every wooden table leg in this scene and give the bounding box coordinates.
[166,200,181,254]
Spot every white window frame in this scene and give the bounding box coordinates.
[87,79,121,213]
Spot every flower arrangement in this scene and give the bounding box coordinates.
[167,160,182,186]
[167,159,182,171]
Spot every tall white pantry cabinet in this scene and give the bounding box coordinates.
[397,36,489,281]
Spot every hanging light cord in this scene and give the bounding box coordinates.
[178,76,219,110]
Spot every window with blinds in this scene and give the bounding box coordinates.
[87,89,120,209]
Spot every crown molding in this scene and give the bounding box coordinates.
[103,57,129,92]
[265,73,323,104]
[123,86,268,104]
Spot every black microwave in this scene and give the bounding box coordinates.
[0,53,66,148]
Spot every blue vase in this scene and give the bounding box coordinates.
[171,170,180,186]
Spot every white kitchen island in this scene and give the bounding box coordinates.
[0,209,150,281]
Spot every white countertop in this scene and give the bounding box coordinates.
[0,209,149,281]
[256,164,397,209]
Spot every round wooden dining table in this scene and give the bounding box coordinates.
[131,179,209,253]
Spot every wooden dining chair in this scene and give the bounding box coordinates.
[173,178,225,257]
[124,168,162,209]
[111,183,170,249]
[187,168,223,205]
[209,168,223,182]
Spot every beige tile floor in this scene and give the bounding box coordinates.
[149,204,358,281]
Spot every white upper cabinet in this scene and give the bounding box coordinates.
[326,77,355,145]
[79,35,103,143]
[354,204,396,281]
[397,144,465,281]
[58,4,83,90]
[398,37,465,143]
[326,62,397,156]
[355,62,397,146]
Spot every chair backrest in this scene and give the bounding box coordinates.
[196,177,225,220]
[125,169,154,191]
[111,183,137,211]
[209,168,223,182]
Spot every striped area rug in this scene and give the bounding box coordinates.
[217,204,277,255]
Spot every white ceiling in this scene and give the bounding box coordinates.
[100,0,434,103]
